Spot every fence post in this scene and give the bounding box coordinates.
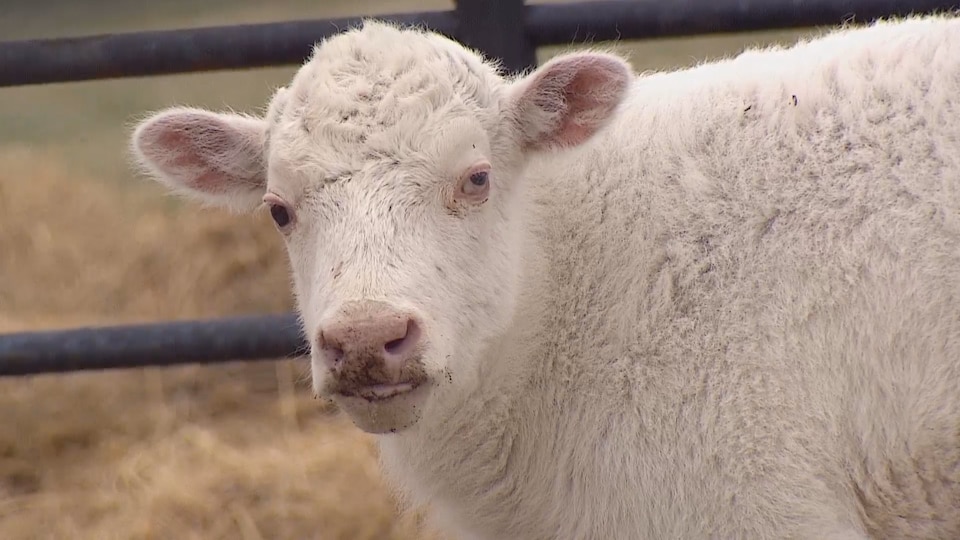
[453,0,536,75]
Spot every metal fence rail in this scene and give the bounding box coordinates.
[0,315,307,376]
[1,0,957,375]
[2,0,957,87]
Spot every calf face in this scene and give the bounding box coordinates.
[130,21,632,433]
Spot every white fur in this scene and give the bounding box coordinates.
[130,15,960,539]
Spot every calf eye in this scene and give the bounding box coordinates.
[469,171,488,187]
[457,163,492,203]
[270,204,291,228]
[263,193,296,231]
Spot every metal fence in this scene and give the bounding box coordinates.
[0,0,956,375]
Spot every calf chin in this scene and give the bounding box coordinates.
[331,383,433,434]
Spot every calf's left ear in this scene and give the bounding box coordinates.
[508,51,633,152]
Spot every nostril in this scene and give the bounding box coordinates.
[384,338,404,354]
[384,318,421,357]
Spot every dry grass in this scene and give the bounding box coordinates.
[0,148,436,539]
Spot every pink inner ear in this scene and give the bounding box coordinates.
[138,113,244,195]
[556,60,623,146]
[161,128,232,193]
[155,128,202,168]
[522,54,631,150]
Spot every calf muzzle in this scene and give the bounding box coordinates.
[316,299,429,398]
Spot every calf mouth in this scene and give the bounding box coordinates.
[337,380,423,402]
[325,368,430,403]
[322,356,431,403]
[326,372,433,434]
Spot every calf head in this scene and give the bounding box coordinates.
[130,20,632,434]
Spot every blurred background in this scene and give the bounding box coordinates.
[0,1,812,538]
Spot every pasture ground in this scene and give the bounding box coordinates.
[0,1,811,537]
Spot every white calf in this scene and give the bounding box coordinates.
[131,14,960,539]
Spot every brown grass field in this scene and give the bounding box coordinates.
[0,1,814,538]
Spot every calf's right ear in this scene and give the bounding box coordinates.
[130,107,268,212]
[508,51,633,152]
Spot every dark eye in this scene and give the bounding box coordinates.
[469,171,488,187]
[456,164,492,204]
[270,204,291,228]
